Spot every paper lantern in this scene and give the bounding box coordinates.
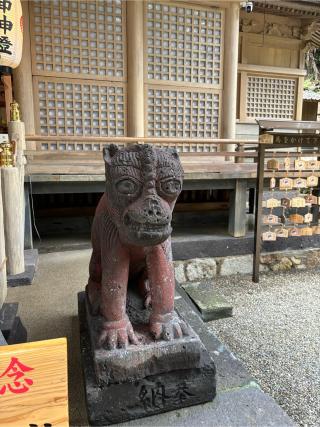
[0,0,23,69]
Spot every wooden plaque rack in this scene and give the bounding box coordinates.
[253,120,320,283]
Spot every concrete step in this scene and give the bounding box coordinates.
[179,281,233,322]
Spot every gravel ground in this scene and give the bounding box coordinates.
[208,271,320,427]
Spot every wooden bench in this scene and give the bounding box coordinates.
[24,137,258,247]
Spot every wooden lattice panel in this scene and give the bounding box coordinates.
[34,77,126,137]
[145,2,223,86]
[31,0,126,80]
[247,76,296,119]
[146,86,220,138]
[151,143,217,152]
[38,141,117,151]
[38,141,217,152]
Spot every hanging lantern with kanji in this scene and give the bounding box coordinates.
[0,0,23,69]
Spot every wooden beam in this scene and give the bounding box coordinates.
[257,119,320,130]
[238,63,306,77]
[25,135,256,145]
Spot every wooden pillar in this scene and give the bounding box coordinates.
[228,179,247,237]
[1,167,25,275]
[295,76,304,120]
[8,120,26,248]
[222,2,240,146]
[1,75,13,125]
[127,0,144,137]
[8,121,25,174]
[0,170,7,308]
[24,185,33,250]
[12,1,36,141]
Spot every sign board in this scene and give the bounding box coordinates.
[0,338,68,426]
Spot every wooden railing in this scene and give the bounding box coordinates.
[25,135,259,163]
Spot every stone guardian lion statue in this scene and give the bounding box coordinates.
[86,144,189,349]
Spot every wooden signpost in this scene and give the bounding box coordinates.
[253,120,320,282]
[0,338,69,427]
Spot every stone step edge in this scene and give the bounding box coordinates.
[173,247,320,283]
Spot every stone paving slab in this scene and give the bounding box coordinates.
[174,292,254,393]
[118,386,295,427]
[8,249,38,287]
[181,281,233,321]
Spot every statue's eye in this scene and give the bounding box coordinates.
[159,179,182,196]
[116,178,138,195]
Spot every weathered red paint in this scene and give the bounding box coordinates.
[86,144,188,349]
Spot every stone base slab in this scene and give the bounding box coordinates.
[84,291,209,385]
[78,292,216,426]
[8,249,38,287]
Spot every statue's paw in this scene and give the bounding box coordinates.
[150,313,190,341]
[98,317,139,350]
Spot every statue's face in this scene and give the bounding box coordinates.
[104,145,183,247]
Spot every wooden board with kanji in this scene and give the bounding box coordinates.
[0,337,68,427]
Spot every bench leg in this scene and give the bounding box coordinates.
[228,179,247,238]
[24,184,33,249]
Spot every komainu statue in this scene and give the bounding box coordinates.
[80,144,216,425]
[86,143,188,349]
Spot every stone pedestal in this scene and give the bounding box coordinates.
[7,249,38,287]
[78,291,216,426]
[0,302,27,344]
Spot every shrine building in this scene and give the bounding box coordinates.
[2,0,320,245]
